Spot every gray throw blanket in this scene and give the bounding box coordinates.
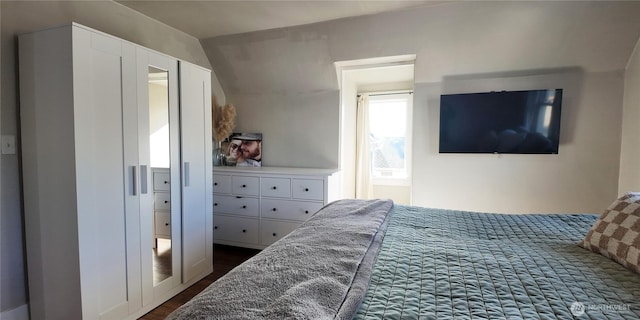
[167,199,393,320]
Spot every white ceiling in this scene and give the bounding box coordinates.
[116,0,446,39]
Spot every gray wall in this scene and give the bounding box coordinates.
[0,0,217,314]
[619,34,640,193]
[412,70,625,213]
[202,1,640,213]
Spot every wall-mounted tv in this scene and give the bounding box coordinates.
[439,89,563,154]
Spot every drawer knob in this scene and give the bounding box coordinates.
[214,182,218,186]
[164,200,169,204]
[214,203,218,206]
[164,181,169,184]
[242,184,246,188]
[242,229,246,233]
[305,188,309,192]
[272,186,277,190]
[242,205,247,209]
[165,223,169,226]
[214,226,218,230]
[305,210,309,214]
[272,233,277,237]
[272,208,277,212]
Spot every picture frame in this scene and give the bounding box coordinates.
[220,132,263,167]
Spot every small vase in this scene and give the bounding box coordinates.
[213,141,226,166]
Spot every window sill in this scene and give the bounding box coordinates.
[371,177,411,187]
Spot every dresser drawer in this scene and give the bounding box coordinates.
[154,192,171,210]
[261,177,291,198]
[232,176,259,196]
[154,211,171,237]
[261,220,301,246]
[261,199,323,221]
[213,174,231,194]
[214,215,260,245]
[213,195,259,217]
[153,171,170,191]
[292,179,324,201]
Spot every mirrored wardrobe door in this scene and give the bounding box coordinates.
[137,48,181,305]
[148,66,172,285]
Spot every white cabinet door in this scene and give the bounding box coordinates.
[73,26,138,319]
[180,61,213,282]
[136,48,181,305]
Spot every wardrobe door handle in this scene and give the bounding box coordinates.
[131,166,137,196]
[184,162,190,187]
[140,165,148,194]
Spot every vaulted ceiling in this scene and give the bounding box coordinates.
[116,0,443,39]
[116,1,640,94]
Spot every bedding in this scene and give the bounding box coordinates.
[168,200,640,319]
[167,199,393,320]
[354,205,640,319]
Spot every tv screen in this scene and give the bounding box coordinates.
[439,89,562,154]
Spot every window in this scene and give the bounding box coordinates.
[367,93,412,184]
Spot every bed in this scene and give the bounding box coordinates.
[167,198,640,319]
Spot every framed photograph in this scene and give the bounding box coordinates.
[221,133,262,167]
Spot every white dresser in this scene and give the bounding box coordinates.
[213,167,340,249]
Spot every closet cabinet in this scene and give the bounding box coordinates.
[19,23,212,320]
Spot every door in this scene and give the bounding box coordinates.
[136,48,182,305]
[179,61,213,282]
[72,26,140,319]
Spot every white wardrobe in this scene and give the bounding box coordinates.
[19,23,213,319]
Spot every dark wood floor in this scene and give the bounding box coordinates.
[139,244,261,320]
[153,239,172,285]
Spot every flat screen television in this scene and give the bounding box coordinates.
[439,89,562,154]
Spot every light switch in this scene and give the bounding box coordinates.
[2,135,16,155]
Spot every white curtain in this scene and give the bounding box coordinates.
[355,94,374,199]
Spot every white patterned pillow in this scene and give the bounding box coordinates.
[579,192,640,274]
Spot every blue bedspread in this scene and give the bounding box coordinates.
[354,205,640,319]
